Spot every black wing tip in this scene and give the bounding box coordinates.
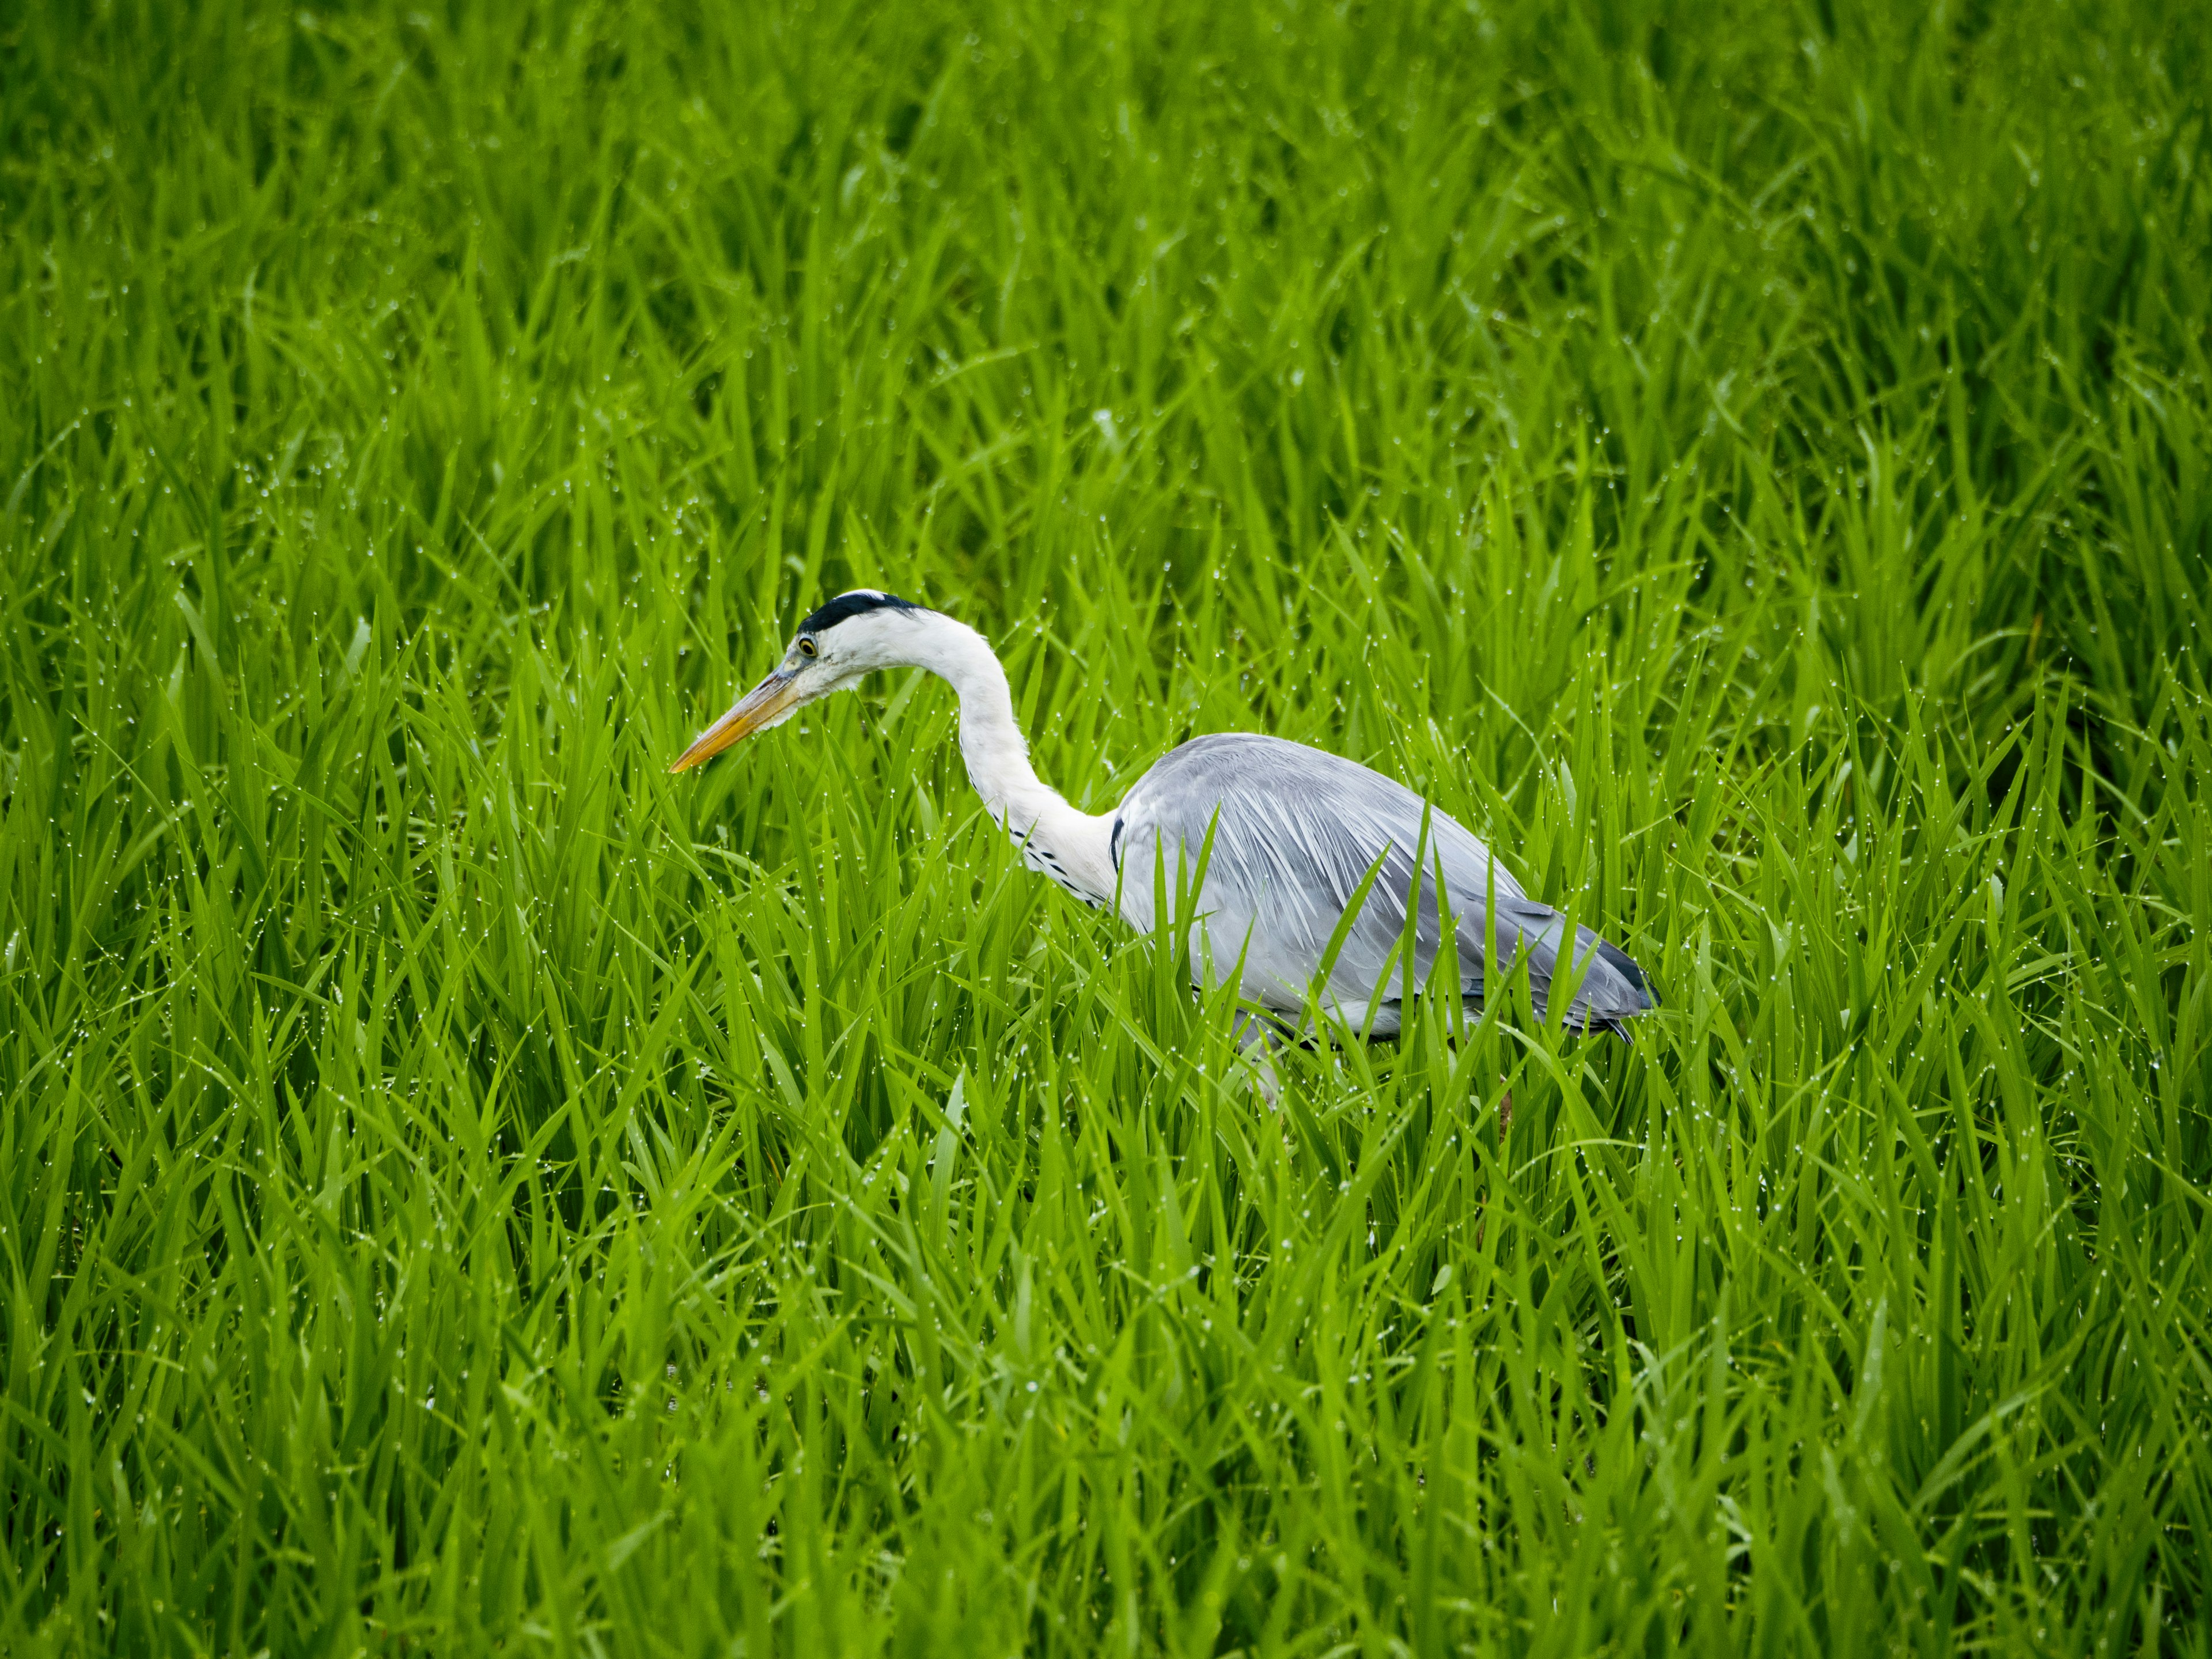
[797,589,923,634]
[1594,936,1656,1010]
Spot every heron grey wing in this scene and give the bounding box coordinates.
[1301,841,1652,1034]
[1110,733,1652,1032]
[1473,893,1657,1032]
[1110,733,1520,1021]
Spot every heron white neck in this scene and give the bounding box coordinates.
[905,614,1117,907]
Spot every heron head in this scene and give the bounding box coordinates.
[668,589,929,772]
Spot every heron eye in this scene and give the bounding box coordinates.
[797,637,819,659]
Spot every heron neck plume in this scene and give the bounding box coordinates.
[907,613,1117,905]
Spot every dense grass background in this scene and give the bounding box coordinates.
[5,0,2210,1652]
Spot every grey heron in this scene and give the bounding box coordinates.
[670,590,1654,1078]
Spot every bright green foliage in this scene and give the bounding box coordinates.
[4,0,2210,1652]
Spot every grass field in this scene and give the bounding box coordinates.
[4,0,2210,1652]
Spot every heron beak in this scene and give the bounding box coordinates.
[667,669,805,773]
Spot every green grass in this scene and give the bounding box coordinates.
[3,0,2210,1652]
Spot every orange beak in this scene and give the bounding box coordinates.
[667,669,805,773]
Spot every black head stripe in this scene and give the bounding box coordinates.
[797,590,921,634]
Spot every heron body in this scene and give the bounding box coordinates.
[672,590,1653,1053]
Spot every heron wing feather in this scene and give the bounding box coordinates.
[1111,733,1650,1032]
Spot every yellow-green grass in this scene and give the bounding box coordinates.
[3,0,2209,1652]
